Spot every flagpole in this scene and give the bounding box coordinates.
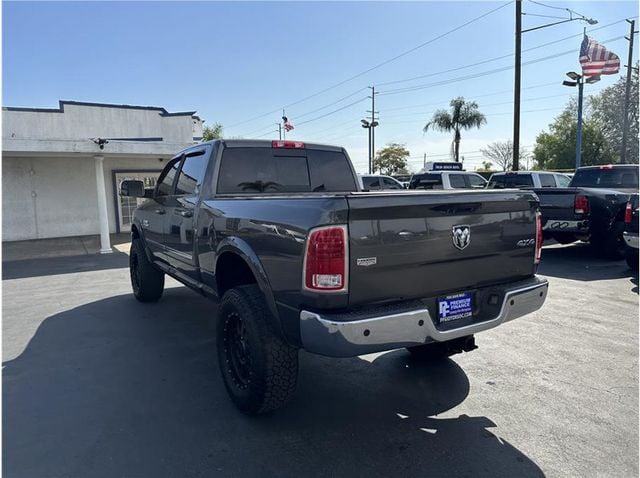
[282,109,286,140]
[621,19,636,164]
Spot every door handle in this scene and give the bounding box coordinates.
[155,209,166,215]
[179,210,193,218]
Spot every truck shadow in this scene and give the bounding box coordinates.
[3,287,543,478]
[538,243,636,282]
[2,252,130,280]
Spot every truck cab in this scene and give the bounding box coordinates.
[409,162,487,190]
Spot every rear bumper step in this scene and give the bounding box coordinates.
[300,277,548,357]
[624,232,639,249]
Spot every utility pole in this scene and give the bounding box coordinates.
[621,19,637,163]
[366,86,379,175]
[576,77,584,169]
[423,153,426,169]
[513,0,522,171]
[278,123,282,141]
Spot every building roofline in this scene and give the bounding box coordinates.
[3,100,201,120]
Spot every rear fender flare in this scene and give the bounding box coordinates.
[215,237,280,328]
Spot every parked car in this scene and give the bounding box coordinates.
[120,139,548,414]
[487,171,572,189]
[623,194,639,270]
[409,162,487,190]
[534,164,639,258]
[359,174,405,190]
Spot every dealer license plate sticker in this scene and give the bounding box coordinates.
[438,293,473,323]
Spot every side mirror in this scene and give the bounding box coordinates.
[120,180,146,197]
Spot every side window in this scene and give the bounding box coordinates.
[449,174,467,189]
[556,174,571,187]
[156,157,182,196]
[467,174,487,189]
[487,176,505,189]
[363,177,381,190]
[176,150,209,196]
[539,174,556,187]
[411,174,443,190]
[382,177,402,189]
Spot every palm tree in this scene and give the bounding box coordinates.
[424,97,486,162]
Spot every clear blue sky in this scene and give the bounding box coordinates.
[3,1,638,172]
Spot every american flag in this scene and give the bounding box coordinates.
[282,116,294,132]
[579,35,620,78]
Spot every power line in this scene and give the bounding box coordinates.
[382,81,560,112]
[528,0,593,21]
[381,93,575,119]
[293,88,368,120]
[376,18,629,88]
[381,107,565,126]
[378,35,625,96]
[226,2,512,129]
[295,97,369,127]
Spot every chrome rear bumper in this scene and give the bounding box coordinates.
[623,232,639,249]
[300,278,548,357]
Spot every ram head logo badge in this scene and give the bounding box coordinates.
[452,225,471,250]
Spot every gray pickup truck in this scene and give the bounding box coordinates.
[120,139,548,414]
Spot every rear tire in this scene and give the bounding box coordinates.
[626,247,639,271]
[129,238,164,302]
[591,223,625,260]
[217,285,298,415]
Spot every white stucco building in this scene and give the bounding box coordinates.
[2,100,204,251]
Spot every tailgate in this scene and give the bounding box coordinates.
[347,190,538,306]
[533,188,579,222]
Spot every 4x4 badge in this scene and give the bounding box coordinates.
[452,225,471,250]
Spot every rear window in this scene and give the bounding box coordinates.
[217,148,357,193]
[409,174,443,190]
[449,174,467,189]
[570,167,639,189]
[488,174,534,189]
[539,174,557,187]
[362,176,380,190]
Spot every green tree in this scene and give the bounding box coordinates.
[373,143,410,175]
[423,97,486,162]
[480,160,494,171]
[589,66,639,163]
[533,100,616,170]
[202,122,224,141]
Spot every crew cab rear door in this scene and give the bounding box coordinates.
[162,146,211,279]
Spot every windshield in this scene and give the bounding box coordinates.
[570,167,639,189]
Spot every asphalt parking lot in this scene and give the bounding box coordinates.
[2,243,638,477]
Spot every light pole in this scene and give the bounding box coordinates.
[513,0,597,170]
[563,71,600,169]
[361,119,378,174]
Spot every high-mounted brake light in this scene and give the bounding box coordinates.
[272,140,305,149]
[535,211,543,265]
[574,194,589,215]
[599,165,614,170]
[303,225,348,292]
[625,201,633,224]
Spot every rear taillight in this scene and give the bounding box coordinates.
[574,194,589,215]
[304,225,348,292]
[535,211,543,265]
[272,140,305,149]
[625,202,633,224]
